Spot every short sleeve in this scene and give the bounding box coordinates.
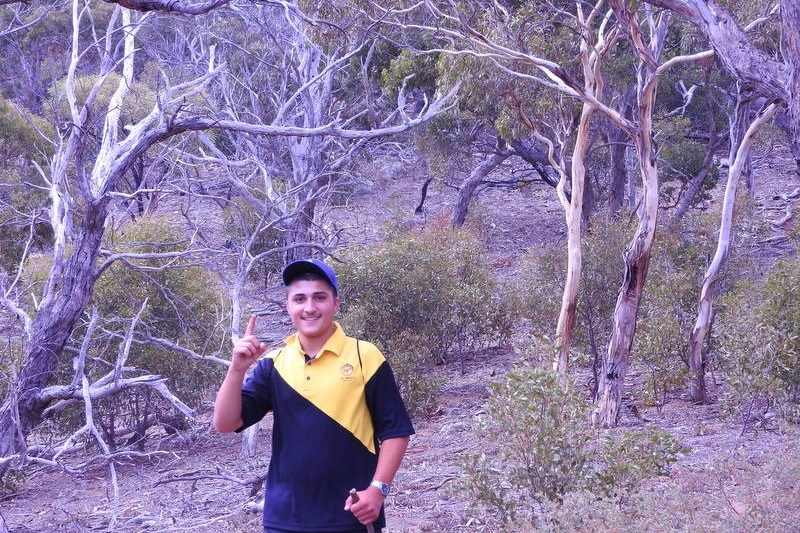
[364,360,415,442]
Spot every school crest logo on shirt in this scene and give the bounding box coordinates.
[340,363,355,380]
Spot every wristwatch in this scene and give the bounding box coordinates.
[370,480,390,497]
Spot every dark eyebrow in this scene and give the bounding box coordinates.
[291,291,330,298]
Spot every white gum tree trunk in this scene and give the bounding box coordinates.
[686,102,779,403]
[552,3,609,377]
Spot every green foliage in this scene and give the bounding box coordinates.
[55,216,228,445]
[717,255,800,426]
[595,425,685,496]
[337,217,513,362]
[460,365,593,520]
[633,221,706,408]
[381,49,440,102]
[49,73,157,125]
[0,96,52,164]
[377,331,442,419]
[458,362,685,526]
[0,169,53,274]
[0,98,55,272]
[336,218,513,416]
[220,199,285,285]
[513,215,633,369]
[657,115,720,208]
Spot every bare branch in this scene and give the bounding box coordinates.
[102,0,230,15]
[40,373,195,418]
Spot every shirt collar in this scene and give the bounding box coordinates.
[283,322,348,360]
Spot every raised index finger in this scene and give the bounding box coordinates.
[245,314,257,337]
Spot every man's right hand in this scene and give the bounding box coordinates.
[230,314,266,372]
[213,314,266,433]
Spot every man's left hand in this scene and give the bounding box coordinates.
[344,486,383,525]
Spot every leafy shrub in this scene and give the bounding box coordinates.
[595,425,685,496]
[337,217,513,363]
[633,222,706,408]
[378,331,442,419]
[458,364,594,525]
[717,255,800,426]
[657,115,721,208]
[49,73,157,126]
[0,96,53,165]
[512,215,633,388]
[0,98,54,271]
[457,361,685,527]
[24,216,230,447]
[336,218,512,417]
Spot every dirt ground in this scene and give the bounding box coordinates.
[2,347,797,533]
[2,141,800,532]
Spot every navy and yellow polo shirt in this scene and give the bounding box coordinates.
[238,324,414,532]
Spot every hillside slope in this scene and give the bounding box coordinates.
[2,145,800,532]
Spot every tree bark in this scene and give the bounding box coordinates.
[0,200,108,472]
[595,131,659,427]
[608,84,636,216]
[775,110,800,177]
[644,0,797,149]
[686,102,779,403]
[553,102,593,375]
[595,2,669,427]
[781,0,800,148]
[644,0,789,102]
[452,138,510,227]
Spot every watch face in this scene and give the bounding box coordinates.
[372,481,390,496]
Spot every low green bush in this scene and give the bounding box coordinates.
[337,217,514,362]
[633,223,706,409]
[91,216,228,445]
[513,215,633,390]
[717,255,800,427]
[457,361,685,527]
[378,331,442,419]
[21,216,229,447]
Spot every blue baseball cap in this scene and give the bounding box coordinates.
[282,258,339,296]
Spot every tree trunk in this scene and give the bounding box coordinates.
[0,200,108,475]
[594,4,669,425]
[553,103,593,375]
[686,102,779,403]
[644,0,797,147]
[781,0,800,155]
[775,110,800,177]
[644,0,788,102]
[608,84,636,216]
[452,138,510,227]
[731,96,757,197]
[594,143,659,427]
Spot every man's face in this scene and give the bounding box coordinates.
[286,279,340,343]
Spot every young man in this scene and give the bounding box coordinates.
[213,258,414,533]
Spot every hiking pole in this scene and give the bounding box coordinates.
[348,488,376,533]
